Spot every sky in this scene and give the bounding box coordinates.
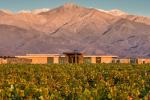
[0,0,149,16]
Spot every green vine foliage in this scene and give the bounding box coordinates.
[0,64,149,100]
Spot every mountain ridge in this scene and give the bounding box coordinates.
[0,3,150,57]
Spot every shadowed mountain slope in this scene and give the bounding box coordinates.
[0,4,150,57]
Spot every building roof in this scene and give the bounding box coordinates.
[0,56,16,58]
[16,54,118,58]
[63,52,83,55]
[84,55,118,57]
[16,54,63,58]
[26,54,61,56]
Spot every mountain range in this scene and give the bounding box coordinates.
[0,3,150,57]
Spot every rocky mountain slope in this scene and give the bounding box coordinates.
[0,4,150,57]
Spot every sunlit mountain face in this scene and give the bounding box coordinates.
[0,3,150,57]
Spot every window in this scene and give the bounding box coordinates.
[130,58,136,64]
[59,57,65,64]
[96,57,101,63]
[84,57,91,64]
[47,57,53,64]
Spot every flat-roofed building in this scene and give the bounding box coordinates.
[16,54,61,64]
[16,53,118,64]
[145,59,150,64]
[0,58,8,64]
[100,56,118,63]
[113,58,130,64]
[0,56,32,64]
[84,55,118,64]
[120,58,131,64]
[2,51,150,64]
[63,52,83,64]
[136,58,150,64]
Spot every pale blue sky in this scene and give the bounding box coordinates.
[0,0,149,16]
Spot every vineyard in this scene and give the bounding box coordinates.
[0,64,149,100]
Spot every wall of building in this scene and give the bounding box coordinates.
[91,57,96,63]
[101,57,113,63]
[0,58,31,64]
[15,54,150,64]
[79,56,84,64]
[119,59,130,64]
[6,58,32,64]
[29,57,48,64]
[0,58,7,64]
[17,56,60,64]
[145,59,150,63]
[28,56,64,64]
[137,59,145,64]
[0,58,2,64]
[53,57,59,64]
[137,59,150,64]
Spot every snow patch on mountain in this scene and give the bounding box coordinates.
[17,8,50,14]
[32,8,50,14]
[97,9,128,16]
[0,9,12,14]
